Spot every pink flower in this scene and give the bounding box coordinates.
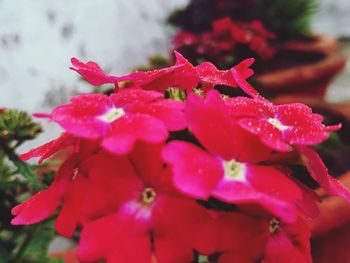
[225,96,339,151]
[77,143,217,263]
[163,90,303,222]
[47,89,186,154]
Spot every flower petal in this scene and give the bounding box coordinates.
[298,146,350,203]
[20,133,75,163]
[162,141,222,199]
[102,114,168,155]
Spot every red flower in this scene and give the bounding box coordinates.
[77,143,217,263]
[71,52,257,96]
[12,139,102,236]
[47,89,186,154]
[215,214,311,263]
[225,97,338,152]
[261,217,312,263]
[212,17,249,44]
[172,32,198,48]
[163,91,303,222]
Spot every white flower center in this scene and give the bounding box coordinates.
[223,160,246,182]
[267,118,289,131]
[98,107,125,123]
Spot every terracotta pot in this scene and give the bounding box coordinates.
[310,172,350,262]
[255,35,347,99]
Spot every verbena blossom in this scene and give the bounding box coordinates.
[173,16,276,61]
[12,52,350,263]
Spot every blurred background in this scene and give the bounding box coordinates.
[0,0,350,113]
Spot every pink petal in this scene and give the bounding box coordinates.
[225,96,274,118]
[162,141,222,199]
[128,99,187,131]
[239,118,291,152]
[276,104,329,145]
[102,114,168,155]
[298,146,350,203]
[51,94,113,139]
[70,57,118,86]
[110,89,163,107]
[213,164,301,222]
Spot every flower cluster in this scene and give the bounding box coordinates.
[173,17,276,65]
[13,53,350,263]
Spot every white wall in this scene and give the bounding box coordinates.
[0,0,188,112]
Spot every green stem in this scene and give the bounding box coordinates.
[1,142,39,190]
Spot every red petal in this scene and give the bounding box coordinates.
[262,217,311,263]
[162,141,222,199]
[130,142,164,186]
[11,189,62,225]
[77,213,151,263]
[11,157,76,224]
[217,213,268,263]
[230,60,260,98]
[186,91,271,162]
[153,196,218,255]
[298,146,350,203]
[20,133,75,163]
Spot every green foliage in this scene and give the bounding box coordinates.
[255,0,318,39]
[0,109,59,263]
[0,109,42,144]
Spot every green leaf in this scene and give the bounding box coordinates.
[10,154,39,190]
